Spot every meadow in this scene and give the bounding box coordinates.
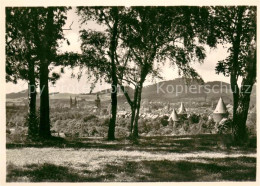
[6,100,257,182]
[6,135,256,182]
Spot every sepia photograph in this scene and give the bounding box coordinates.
[1,0,258,184]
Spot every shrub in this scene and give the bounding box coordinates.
[83,115,97,122]
[152,119,161,131]
[24,110,40,137]
[7,126,28,143]
[247,112,256,136]
[217,118,232,134]
[206,118,215,131]
[101,117,110,126]
[188,113,200,124]
[138,119,147,133]
[201,114,209,121]
[160,115,169,126]
[143,121,152,133]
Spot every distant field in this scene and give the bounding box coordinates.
[6,135,256,182]
[48,93,110,101]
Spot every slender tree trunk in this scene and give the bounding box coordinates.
[118,84,137,138]
[118,83,141,139]
[231,81,239,133]
[108,83,117,140]
[130,107,136,135]
[129,86,139,137]
[107,8,118,140]
[27,58,37,138]
[133,81,144,139]
[39,59,51,138]
[131,57,152,139]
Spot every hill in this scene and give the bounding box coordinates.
[141,78,233,103]
[6,89,29,99]
[94,85,134,96]
[6,78,256,106]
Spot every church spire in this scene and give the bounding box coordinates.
[168,108,179,122]
[213,97,227,114]
[178,102,187,115]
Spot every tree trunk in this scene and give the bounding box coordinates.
[129,85,139,137]
[233,83,254,143]
[133,81,144,139]
[118,84,137,138]
[131,57,152,139]
[27,58,37,138]
[230,7,244,139]
[39,59,51,138]
[130,107,136,135]
[233,47,256,144]
[234,93,251,143]
[231,82,239,133]
[38,8,54,139]
[108,82,117,140]
[107,8,118,141]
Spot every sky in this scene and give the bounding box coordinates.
[6,7,233,94]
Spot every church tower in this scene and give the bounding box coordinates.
[213,97,228,122]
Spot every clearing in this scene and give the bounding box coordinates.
[6,134,256,182]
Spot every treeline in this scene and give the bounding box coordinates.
[6,6,256,145]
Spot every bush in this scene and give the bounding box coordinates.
[25,111,40,129]
[188,113,200,124]
[83,115,97,122]
[152,119,161,131]
[247,112,256,136]
[7,126,28,143]
[206,118,216,131]
[217,118,232,134]
[143,121,152,133]
[102,117,110,126]
[160,115,169,126]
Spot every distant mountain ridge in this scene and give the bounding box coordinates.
[6,89,29,99]
[6,78,256,105]
[141,78,230,103]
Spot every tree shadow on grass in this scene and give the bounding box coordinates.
[100,157,256,181]
[7,156,256,182]
[6,134,257,155]
[7,163,115,182]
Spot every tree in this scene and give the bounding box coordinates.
[36,7,70,138]
[212,6,256,143]
[6,7,70,139]
[118,7,207,139]
[6,8,40,138]
[70,96,73,108]
[77,7,124,140]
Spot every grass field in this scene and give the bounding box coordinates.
[6,134,256,182]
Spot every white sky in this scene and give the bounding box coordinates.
[6,7,233,94]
